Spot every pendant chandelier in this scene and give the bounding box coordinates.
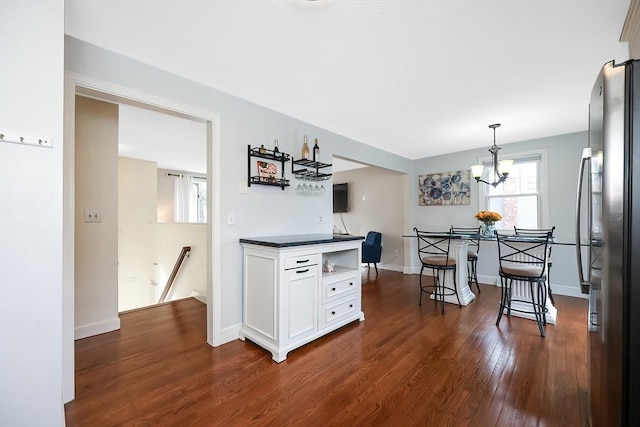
[471,123,513,187]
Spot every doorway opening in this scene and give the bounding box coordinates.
[331,155,408,274]
[63,73,222,403]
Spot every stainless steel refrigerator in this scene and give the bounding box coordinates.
[576,59,640,426]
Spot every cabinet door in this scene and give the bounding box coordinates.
[285,266,318,342]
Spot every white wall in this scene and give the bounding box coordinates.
[0,1,65,424]
[155,223,207,302]
[333,166,406,271]
[64,36,412,334]
[157,168,175,223]
[119,158,207,310]
[408,132,587,296]
[119,156,157,311]
[75,96,120,338]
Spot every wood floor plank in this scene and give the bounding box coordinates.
[65,271,589,426]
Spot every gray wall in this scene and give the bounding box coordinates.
[408,131,587,296]
[333,167,407,272]
[65,36,412,333]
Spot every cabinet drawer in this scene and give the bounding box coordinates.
[284,254,320,270]
[321,297,358,328]
[322,275,357,302]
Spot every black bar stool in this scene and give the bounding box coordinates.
[514,226,556,304]
[495,231,552,337]
[414,228,461,314]
[450,226,481,293]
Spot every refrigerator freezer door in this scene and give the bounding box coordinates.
[590,60,626,427]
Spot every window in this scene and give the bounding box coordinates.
[193,179,207,223]
[171,173,207,224]
[477,149,548,230]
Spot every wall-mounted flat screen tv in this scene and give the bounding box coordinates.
[333,183,349,213]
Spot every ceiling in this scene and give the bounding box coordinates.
[66,0,632,162]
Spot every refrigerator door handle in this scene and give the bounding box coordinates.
[576,147,591,294]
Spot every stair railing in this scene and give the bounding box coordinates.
[158,246,191,304]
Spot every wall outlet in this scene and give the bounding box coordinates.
[227,212,236,225]
[318,214,323,224]
[84,209,102,223]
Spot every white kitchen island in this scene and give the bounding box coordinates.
[239,234,365,362]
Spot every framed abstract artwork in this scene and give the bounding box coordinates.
[418,170,470,206]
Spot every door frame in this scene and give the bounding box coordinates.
[62,71,222,402]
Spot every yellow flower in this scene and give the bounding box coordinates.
[474,210,502,222]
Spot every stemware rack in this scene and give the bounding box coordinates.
[246,144,333,190]
[291,158,332,181]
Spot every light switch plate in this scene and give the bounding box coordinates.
[239,180,248,194]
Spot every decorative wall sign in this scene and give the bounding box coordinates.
[418,170,471,206]
[257,161,277,183]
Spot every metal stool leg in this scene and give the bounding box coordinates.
[530,280,546,337]
[496,277,508,326]
[419,265,425,306]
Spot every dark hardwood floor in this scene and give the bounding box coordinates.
[65,270,588,426]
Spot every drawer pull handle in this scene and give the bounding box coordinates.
[296,268,309,274]
[349,304,353,308]
[331,311,336,315]
[296,259,310,264]
[331,287,336,291]
[349,282,353,286]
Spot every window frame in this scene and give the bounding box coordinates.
[476,148,549,230]
[193,178,207,224]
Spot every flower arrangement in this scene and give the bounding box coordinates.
[474,210,502,224]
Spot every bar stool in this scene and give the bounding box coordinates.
[514,226,556,304]
[495,231,552,337]
[450,226,481,293]
[414,228,461,314]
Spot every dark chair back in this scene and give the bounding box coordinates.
[450,226,481,253]
[362,231,382,264]
[496,232,552,280]
[513,226,555,238]
[414,228,455,268]
[364,231,382,246]
[514,226,556,258]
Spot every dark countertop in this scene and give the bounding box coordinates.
[240,234,364,248]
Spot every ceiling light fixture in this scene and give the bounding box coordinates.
[471,123,513,187]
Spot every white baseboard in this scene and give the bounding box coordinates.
[75,317,120,340]
[478,275,499,286]
[403,266,421,275]
[549,283,588,299]
[404,271,587,299]
[191,289,207,304]
[221,323,242,345]
[376,263,404,273]
[361,264,403,273]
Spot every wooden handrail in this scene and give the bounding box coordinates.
[158,246,191,304]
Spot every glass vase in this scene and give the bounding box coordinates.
[481,222,496,237]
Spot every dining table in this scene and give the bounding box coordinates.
[403,232,559,325]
